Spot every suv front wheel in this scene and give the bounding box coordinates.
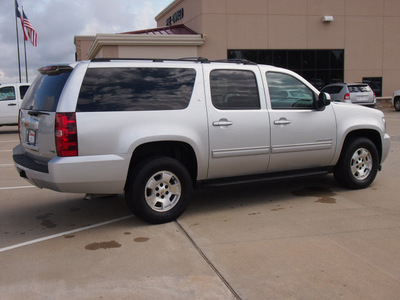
[334,137,379,189]
[125,157,192,224]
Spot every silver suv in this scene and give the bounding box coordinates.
[321,83,376,107]
[13,58,390,223]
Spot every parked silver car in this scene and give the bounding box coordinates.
[321,83,376,107]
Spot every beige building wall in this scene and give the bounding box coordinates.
[156,0,400,96]
[75,34,203,61]
[74,36,95,61]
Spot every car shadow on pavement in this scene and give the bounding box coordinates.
[186,174,343,216]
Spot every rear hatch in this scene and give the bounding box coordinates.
[18,65,75,167]
[348,84,374,104]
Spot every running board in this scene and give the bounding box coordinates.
[197,168,332,188]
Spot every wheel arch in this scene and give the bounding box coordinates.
[341,129,382,163]
[124,141,198,191]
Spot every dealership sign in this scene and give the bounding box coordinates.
[166,8,184,26]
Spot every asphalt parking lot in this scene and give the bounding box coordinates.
[1,106,399,300]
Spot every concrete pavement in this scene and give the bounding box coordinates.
[1,107,399,299]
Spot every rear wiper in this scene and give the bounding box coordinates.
[28,110,50,116]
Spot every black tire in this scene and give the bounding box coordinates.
[334,137,379,189]
[394,97,400,111]
[125,157,192,224]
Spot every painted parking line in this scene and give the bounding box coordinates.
[0,215,134,253]
[0,164,14,167]
[0,186,34,190]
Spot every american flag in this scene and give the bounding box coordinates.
[22,11,37,47]
[15,1,37,47]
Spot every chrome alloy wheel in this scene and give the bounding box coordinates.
[350,147,372,181]
[145,171,181,212]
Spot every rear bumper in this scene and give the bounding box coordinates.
[351,99,376,106]
[13,145,129,194]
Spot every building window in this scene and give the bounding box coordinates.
[363,77,382,97]
[228,49,344,90]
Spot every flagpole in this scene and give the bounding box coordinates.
[23,37,28,83]
[22,6,28,83]
[14,0,22,83]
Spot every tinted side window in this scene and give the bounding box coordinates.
[210,69,260,110]
[0,87,16,101]
[19,85,30,99]
[77,68,196,112]
[22,72,71,111]
[267,72,315,109]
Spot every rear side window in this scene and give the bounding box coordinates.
[21,72,71,111]
[321,86,343,94]
[19,85,30,99]
[76,67,196,112]
[0,86,15,100]
[210,69,260,110]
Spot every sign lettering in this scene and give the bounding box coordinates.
[166,8,184,26]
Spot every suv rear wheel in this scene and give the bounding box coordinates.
[334,137,379,189]
[125,157,192,224]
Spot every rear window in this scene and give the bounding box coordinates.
[321,86,343,94]
[76,67,196,112]
[348,85,371,93]
[21,72,71,111]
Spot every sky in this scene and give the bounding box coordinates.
[0,0,172,84]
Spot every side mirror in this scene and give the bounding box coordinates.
[316,92,331,111]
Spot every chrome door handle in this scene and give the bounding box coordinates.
[274,118,291,125]
[213,120,233,126]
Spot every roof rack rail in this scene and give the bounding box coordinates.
[90,57,257,65]
[90,57,210,63]
[212,58,256,65]
[178,57,209,62]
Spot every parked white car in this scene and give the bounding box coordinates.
[392,90,400,111]
[0,83,31,126]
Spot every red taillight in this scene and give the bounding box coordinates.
[55,113,78,157]
[344,93,351,100]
